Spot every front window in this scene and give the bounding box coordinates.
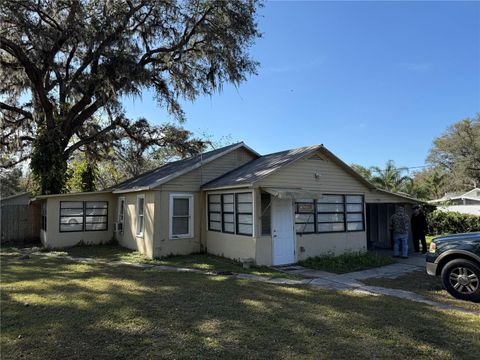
[295,194,364,234]
[136,195,145,237]
[169,194,193,239]
[207,192,253,237]
[59,201,108,232]
[41,203,47,231]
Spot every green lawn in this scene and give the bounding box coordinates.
[298,251,395,274]
[38,244,301,279]
[364,270,480,313]
[2,251,479,359]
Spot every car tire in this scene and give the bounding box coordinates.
[441,259,480,303]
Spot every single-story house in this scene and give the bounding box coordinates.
[429,188,480,216]
[33,142,418,265]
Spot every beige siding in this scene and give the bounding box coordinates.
[160,148,256,192]
[115,192,155,258]
[256,152,413,203]
[152,190,201,258]
[296,232,366,261]
[43,193,116,248]
[206,231,256,261]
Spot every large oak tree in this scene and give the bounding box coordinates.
[0,0,260,194]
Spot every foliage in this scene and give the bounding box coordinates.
[427,210,480,236]
[369,160,412,193]
[0,0,261,194]
[298,251,395,274]
[351,163,372,181]
[427,116,480,192]
[66,155,98,193]
[0,167,23,197]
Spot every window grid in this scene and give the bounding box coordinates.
[295,195,364,234]
[207,192,253,237]
[171,196,192,237]
[59,201,108,233]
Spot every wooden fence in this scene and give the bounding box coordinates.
[1,204,40,245]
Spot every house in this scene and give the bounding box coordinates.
[33,142,418,265]
[429,188,480,216]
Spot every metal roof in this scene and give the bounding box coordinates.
[111,142,258,193]
[202,145,322,189]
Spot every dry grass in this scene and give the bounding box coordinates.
[1,250,480,360]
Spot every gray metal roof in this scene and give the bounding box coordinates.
[202,145,322,189]
[112,142,255,192]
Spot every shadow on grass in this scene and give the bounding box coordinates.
[1,255,479,360]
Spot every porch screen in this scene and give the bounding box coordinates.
[59,201,108,232]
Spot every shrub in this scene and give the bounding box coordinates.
[427,210,480,235]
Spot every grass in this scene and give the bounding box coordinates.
[298,251,396,274]
[363,270,480,313]
[1,250,479,360]
[37,244,302,280]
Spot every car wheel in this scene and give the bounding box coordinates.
[441,259,480,303]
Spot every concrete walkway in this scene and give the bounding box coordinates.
[11,249,479,316]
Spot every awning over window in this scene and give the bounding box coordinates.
[261,187,322,200]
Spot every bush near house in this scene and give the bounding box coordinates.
[427,210,480,236]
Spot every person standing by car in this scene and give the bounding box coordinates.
[389,205,410,259]
[411,204,428,254]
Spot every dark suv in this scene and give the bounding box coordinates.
[426,232,480,302]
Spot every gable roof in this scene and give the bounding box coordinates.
[430,187,480,203]
[112,142,259,193]
[202,145,322,190]
[202,144,419,203]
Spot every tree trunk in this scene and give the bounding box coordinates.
[30,125,69,195]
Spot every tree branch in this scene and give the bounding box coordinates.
[0,102,33,119]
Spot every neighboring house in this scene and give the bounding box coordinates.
[33,142,417,265]
[429,188,480,216]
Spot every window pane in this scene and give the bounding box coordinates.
[209,221,221,231]
[223,203,234,212]
[222,194,234,203]
[60,216,83,224]
[85,216,108,224]
[347,222,364,231]
[238,214,253,224]
[236,193,252,203]
[60,208,84,216]
[209,195,221,203]
[237,224,252,235]
[86,223,107,231]
[209,212,221,222]
[61,223,83,232]
[61,202,83,208]
[237,203,252,213]
[136,216,144,235]
[346,204,363,212]
[172,217,189,235]
[318,195,343,203]
[223,213,234,223]
[86,201,107,209]
[318,223,345,232]
[209,203,221,212]
[296,223,315,233]
[137,198,144,215]
[173,198,189,216]
[223,223,235,233]
[318,213,344,222]
[297,203,315,213]
[347,213,363,222]
[295,214,315,223]
[346,195,363,204]
[85,208,107,216]
[261,192,271,236]
[317,203,344,212]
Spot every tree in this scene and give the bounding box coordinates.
[370,160,412,193]
[0,0,261,194]
[351,163,372,181]
[427,116,480,190]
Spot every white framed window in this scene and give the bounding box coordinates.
[117,197,125,232]
[136,195,145,237]
[169,193,194,239]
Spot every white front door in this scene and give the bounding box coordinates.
[272,198,295,265]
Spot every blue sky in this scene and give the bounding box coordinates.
[123,0,480,171]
